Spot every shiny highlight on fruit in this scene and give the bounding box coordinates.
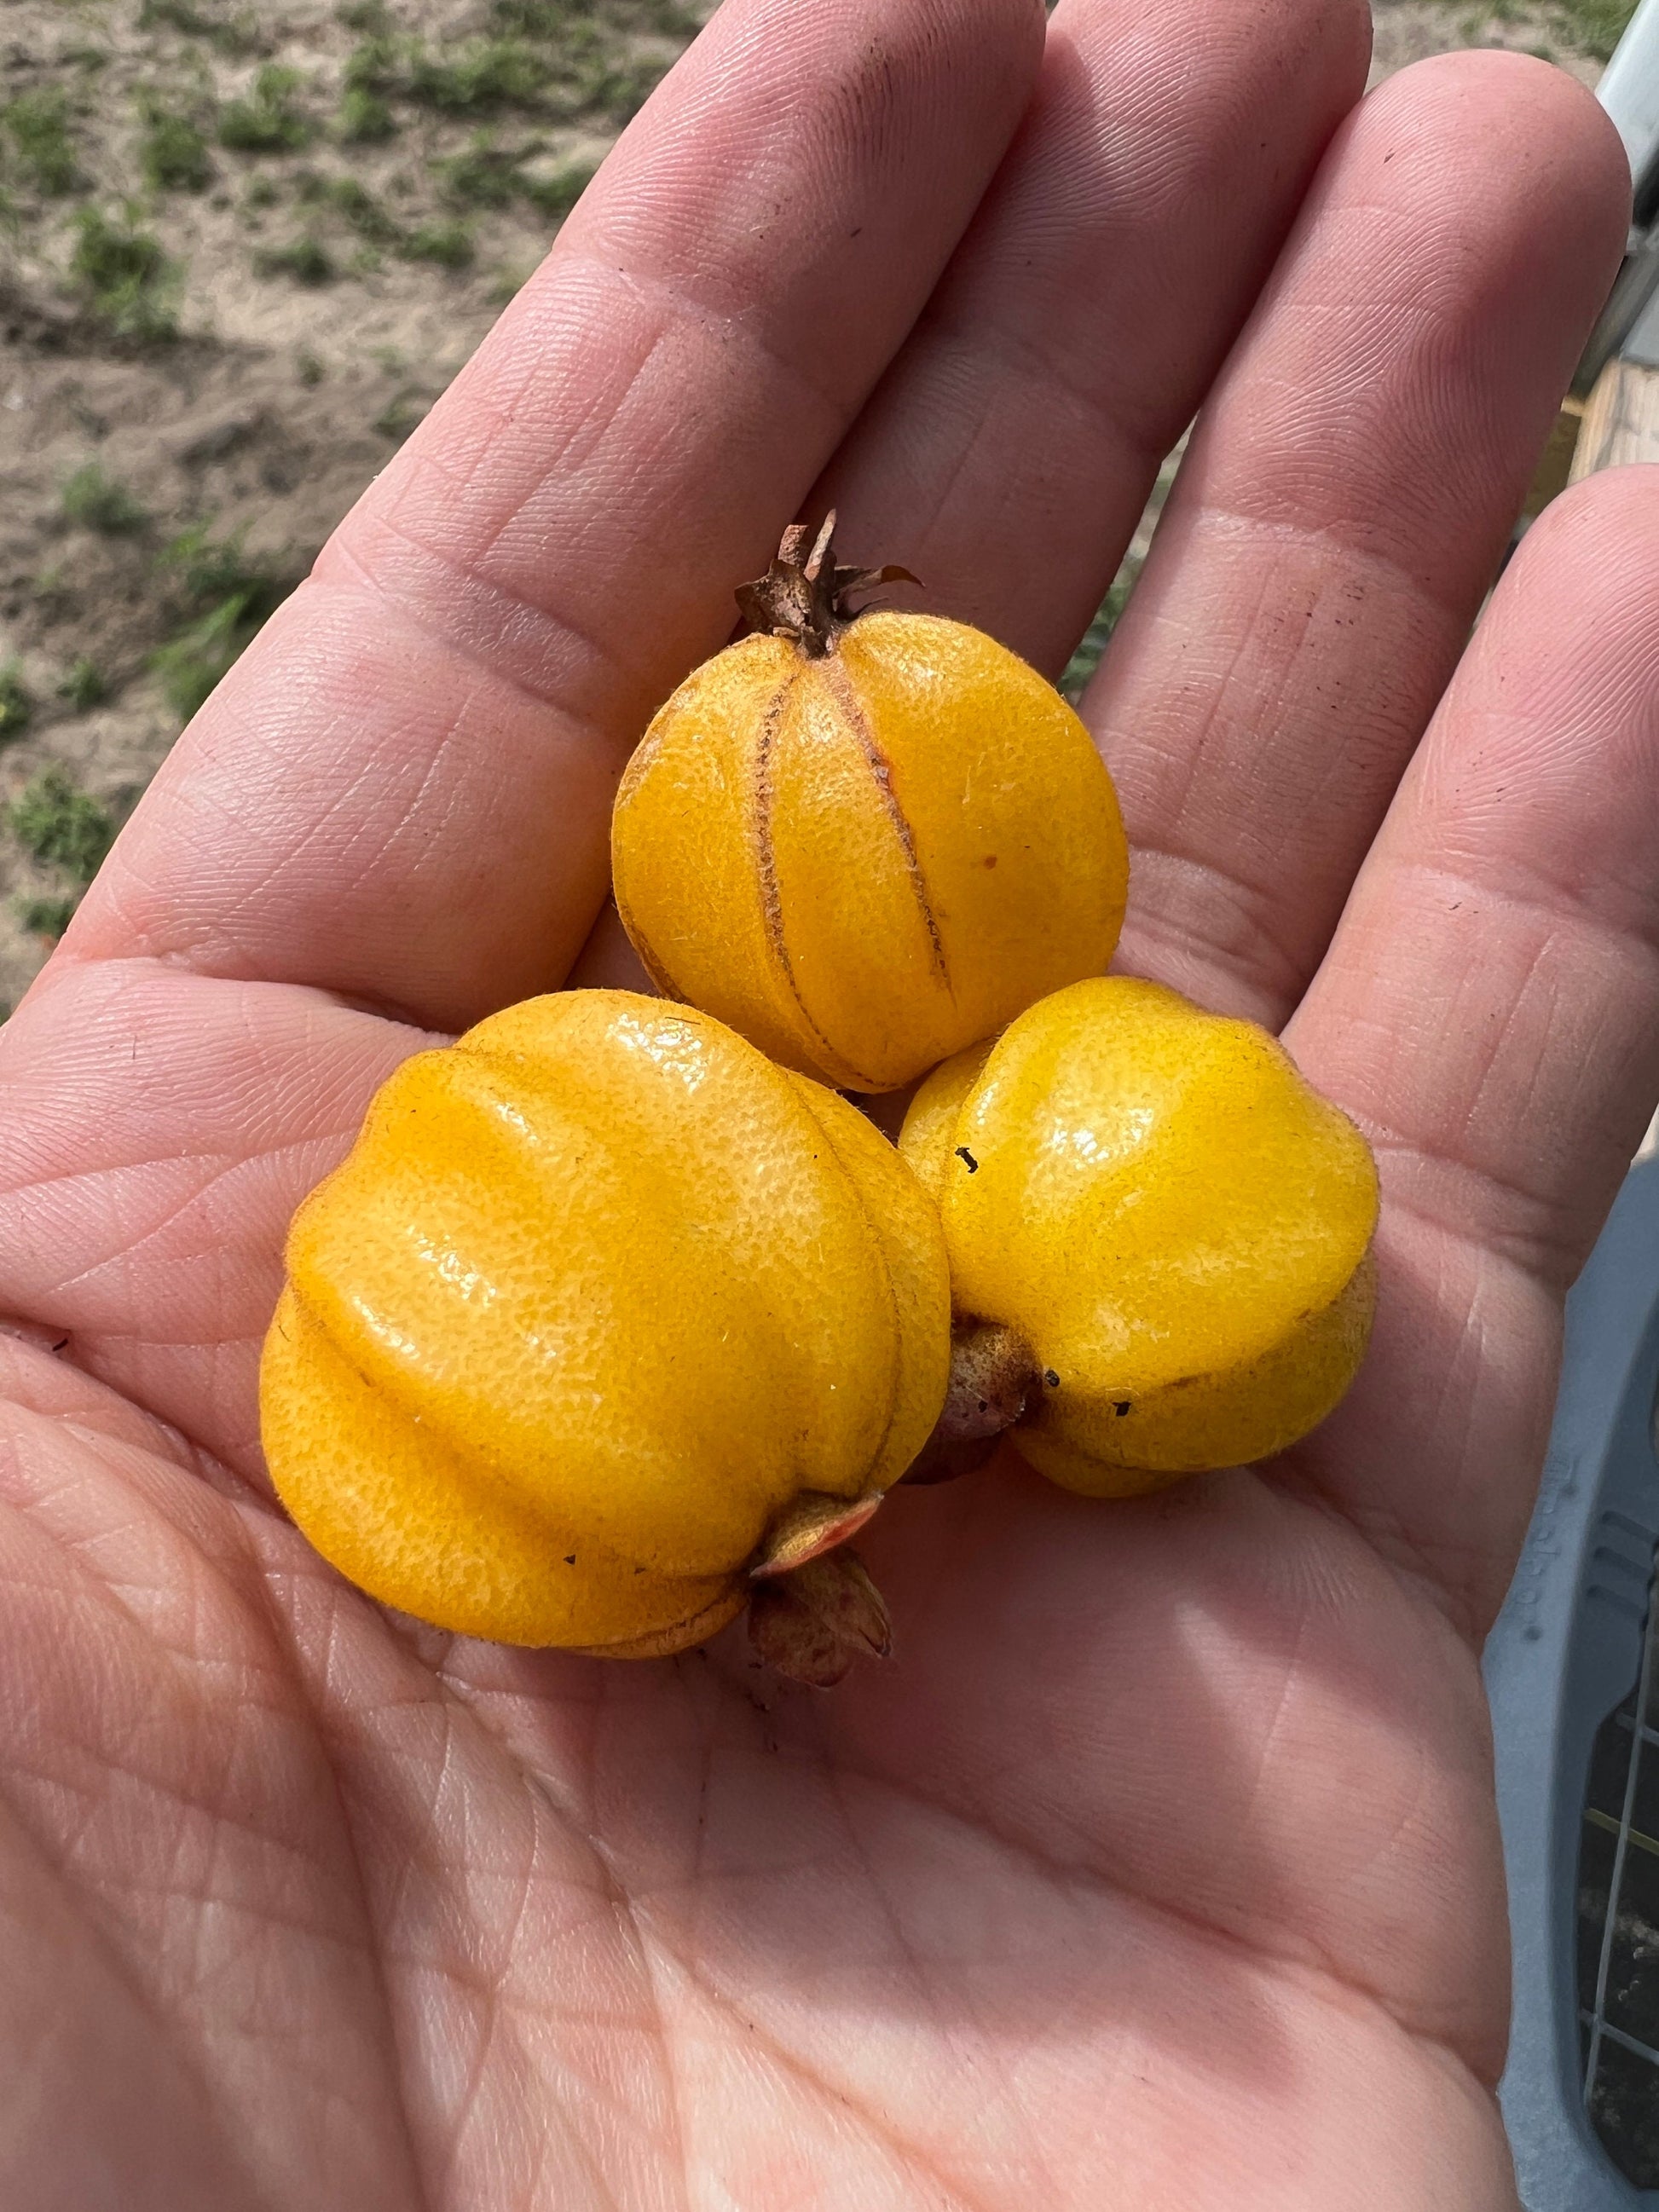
[900,977,1379,1490]
[260,990,950,1668]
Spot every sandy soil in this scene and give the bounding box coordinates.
[0,0,1619,1010]
[1371,0,1601,82]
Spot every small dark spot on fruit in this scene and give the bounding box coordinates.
[1043,1368,1060,1389]
[564,1554,576,1565]
[982,854,997,869]
[955,1146,979,1172]
[1114,1401,1130,1417]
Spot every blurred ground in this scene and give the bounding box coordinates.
[0,0,1632,1011]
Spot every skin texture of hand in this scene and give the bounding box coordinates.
[0,0,1652,2202]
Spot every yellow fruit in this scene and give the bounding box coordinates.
[261,990,950,1655]
[900,978,1379,1491]
[610,515,1128,1093]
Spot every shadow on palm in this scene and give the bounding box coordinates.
[427,1429,1498,2090]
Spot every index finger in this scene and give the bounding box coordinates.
[64,0,1045,1033]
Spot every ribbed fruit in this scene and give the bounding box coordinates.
[261,990,950,1656]
[900,978,1379,1490]
[610,516,1128,1094]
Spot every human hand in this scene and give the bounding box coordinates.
[0,2,1647,2203]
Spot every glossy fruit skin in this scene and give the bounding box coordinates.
[900,978,1379,1491]
[610,612,1128,1094]
[261,991,950,1650]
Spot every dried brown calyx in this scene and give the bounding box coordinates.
[903,1321,1042,1486]
[737,1321,1043,1687]
[735,511,917,659]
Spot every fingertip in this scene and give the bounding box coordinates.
[1494,464,1659,680]
[1520,459,1659,565]
[1368,45,1630,249]
[1433,465,1659,833]
[1287,46,1631,429]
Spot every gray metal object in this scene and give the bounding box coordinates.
[1579,0,1659,383]
[1595,0,1659,190]
[1488,1155,1659,2207]
[1581,238,1659,384]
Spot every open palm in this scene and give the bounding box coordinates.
[0,1,1654,2202]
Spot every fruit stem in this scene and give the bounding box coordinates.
[734,511,919,657]
[902,1321,1040,1485]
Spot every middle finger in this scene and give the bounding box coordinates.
[810,0,1372,667]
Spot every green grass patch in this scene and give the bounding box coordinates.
[70,205,181,342]
[298,170,401,243]
[338,12,682,134]
[491,0,697,36]
[61,461,148,535]
[344,34,403,91]
[140,106,214,193]
[57,656,108,712]
[1552,0,1638,57]
[1061,569,1139,702]
[9,758,113,933]
[438,130,529,208]
[150,598,258,715]
[0,661,34,747]
[338,36,404,141]
[256,233,335,284]
[587,57,668,122]
[219,64,311,153]
[407,38,547,113]
[486,263,529,307]
[338,84,396,141]
[437,134,594,219]
[3,89,83,197]
[150,526,290,721]
[488,0,572,29]
[400,218,473,269]
[159,522,268,604]
[139,0,263,55]
[15,895,78,940]
[520,156,595,218]
[373,389,427,442]
[9,765,115,881]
